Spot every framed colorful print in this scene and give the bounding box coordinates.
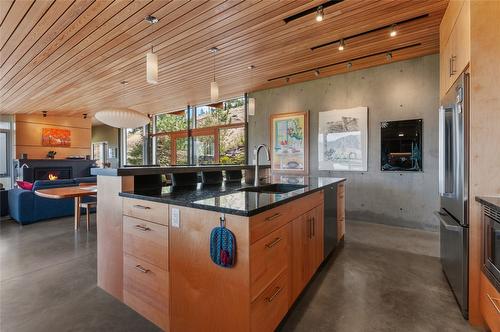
[270,111,308,174]
[42,128,71,147]
[318,106,368,171]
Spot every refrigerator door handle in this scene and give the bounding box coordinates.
[435,211,461,231]
[438,106,445,196]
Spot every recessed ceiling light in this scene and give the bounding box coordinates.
[248,65,255,70]
[145,15,158,24]
[120,80,129,85]
[315,6,324,22]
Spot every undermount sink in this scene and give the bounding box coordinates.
[238,183,307,194]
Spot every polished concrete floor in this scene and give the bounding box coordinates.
[0,216,479,332]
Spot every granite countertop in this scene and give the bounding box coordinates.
[120,176,345,216]
[91,164,270,176]
[475,196,500,213]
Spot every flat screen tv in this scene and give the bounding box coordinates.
[381,119,422,172]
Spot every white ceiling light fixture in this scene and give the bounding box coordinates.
[315,6,324,22]
[95,109,150,128]
[146,45,158,84]
[338,39,345,51]
[209,47,219,102]
[247,64,256,116]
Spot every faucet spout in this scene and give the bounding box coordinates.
[254,144,270,187]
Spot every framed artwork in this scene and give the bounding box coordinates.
[381,119,422,171]
[318,106,368,171]
[42,128,71,147]
[270,112,308,174]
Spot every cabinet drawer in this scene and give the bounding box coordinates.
[251,270,289,332]
[123,216,168,270]
[250,191,323,243]
[123,197,168,225]
[250,224,290,301]
[479,273,500,332]
[124,254,169,331]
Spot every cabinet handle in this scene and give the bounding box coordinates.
[134,224,151,232]
[449,55,457,77]
[265,287,282,303]
[312,217,315,237]
[308,218,313,239]
[265,213,281,221]
[133,204,151,210]
[265,237,282,248]
[135,265,150,273]
[487,294,500,314]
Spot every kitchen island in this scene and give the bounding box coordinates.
[94,167,345,331]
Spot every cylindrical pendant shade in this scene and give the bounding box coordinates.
[248,97,255,116]
[210,81,219,102]
[147,52,158,84]
[95,109,150,128]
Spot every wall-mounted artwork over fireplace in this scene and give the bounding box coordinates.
[42,128,71,147]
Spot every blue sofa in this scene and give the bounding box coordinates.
[8,177,97,225]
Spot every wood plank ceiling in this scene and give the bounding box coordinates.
[0,0,448,116]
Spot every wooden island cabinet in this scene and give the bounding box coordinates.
[94,168,345,331]
[116,187,343,331]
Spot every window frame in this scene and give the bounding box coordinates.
[0,129,10,177]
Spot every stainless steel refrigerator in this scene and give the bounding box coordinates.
[436,72,469,319]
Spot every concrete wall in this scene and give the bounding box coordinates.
[249,55,440,231]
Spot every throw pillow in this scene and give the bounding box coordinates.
[16,180,33,191]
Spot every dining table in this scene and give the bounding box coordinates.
[35,184,97,230]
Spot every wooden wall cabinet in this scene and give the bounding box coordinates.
[440,0,470,98]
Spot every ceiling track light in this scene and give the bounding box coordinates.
[347,62,352,69]
[268,43,420,82]
[83,113,88,119]
[386,52,393,60]
[338,39,345,51]
[283,0,343,24]
[315,6,324,22]
[42,111,47,117]
[120,80,128,85]
[209,47,219,102]
[314,69,320,77]
[311,13,428,51]
[390,24,397,37]
[145,15,158,24]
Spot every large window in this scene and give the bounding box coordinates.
[125,127,145,165]
[152,96,246,166]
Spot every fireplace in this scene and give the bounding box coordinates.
[33,167,72,181]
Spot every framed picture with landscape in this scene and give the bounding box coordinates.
[318,106,368,171]
[270,111,308,174]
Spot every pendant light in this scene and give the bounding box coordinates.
[95,109,150,128]
[247,65,255,116]
[210,47,219,102]
[146,45,158,84]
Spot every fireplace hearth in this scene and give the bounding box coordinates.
[15,159,96,182]
[33,167,72,181]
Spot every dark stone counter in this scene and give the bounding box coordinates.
[120,176,345,216]
[91,164,270,176]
